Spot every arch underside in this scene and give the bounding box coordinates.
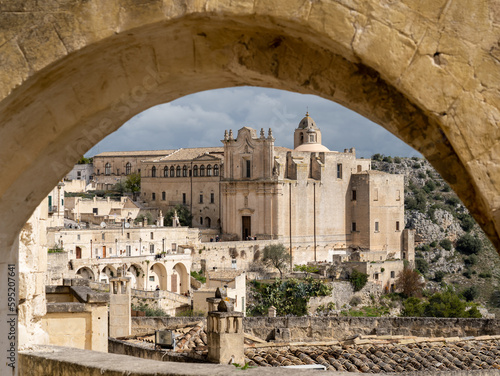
[0,6,499,253]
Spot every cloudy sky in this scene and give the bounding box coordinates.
[86,87,420,159]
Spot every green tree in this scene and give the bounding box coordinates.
[262,244,291,278]
[424,291,481,318]
[77,156,92,164]
[349,269,368,292]
[415,257,429,274]
[458,214,475,232]
[293,264,319,278]
[125,172,141,200]
[461,286,479,302]
[371,153,383,161]
[113,180,126,195]
[455,234,482,255]
[401,297,425,317]
[165,204,193,227]
[439,238,452,251]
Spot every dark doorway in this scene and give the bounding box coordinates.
[242,216,251,240]
[76,247,81,259]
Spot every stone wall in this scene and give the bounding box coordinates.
[132,316,500,341]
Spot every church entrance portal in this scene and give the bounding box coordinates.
[242,216,251,240]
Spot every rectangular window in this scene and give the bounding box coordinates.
[352,222,357,232]
[77,171,81,179]
[200,217,203,225]
[391,271,395,278]
[396,221,400,231]
[396,189,401,201]
[183,193,186,204]
[374,188,379,201]
[162,191,166,201]
[150,232,154,240]
[337,163,343,179]
[149,276,155,282]
[126,245,131,256]
[93,208,98,215]
[352,189,357,201]
[375,273,379,280]
[152,192,156,201]
[210,193,215,204]
[199,194,203,204]
[77,234,80,241]
[102,233,105,240]
[150,244,154,253]
[375,221,379,232]
[246,159,251,178]
[117,168,120,175]
[126,232,130,239]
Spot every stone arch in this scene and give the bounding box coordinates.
[75,267,95,281]
[1,2,500,255]
[172,262,189,295]
[149,262,168,291]
[100,265,117,284]
[127,264,145,290]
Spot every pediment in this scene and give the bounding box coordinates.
[238,208,255,215]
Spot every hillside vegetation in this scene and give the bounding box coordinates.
[372,155,500,316]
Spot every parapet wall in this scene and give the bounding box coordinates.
[132,316,500,341]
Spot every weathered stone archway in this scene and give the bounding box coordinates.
[2,2,500,371]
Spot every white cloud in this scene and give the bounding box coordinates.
[87,87,420,158]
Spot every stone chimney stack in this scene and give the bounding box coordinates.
[108,277,131,338]
[206,288,244,364]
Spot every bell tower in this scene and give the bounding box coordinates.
[293,112,323,149]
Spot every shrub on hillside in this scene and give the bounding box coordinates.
[456,234,482,255]
[394,157,401,163]
[461,286,479,302]
[371,153,383,161]
[445,196,460,207]
[439,238,452,251]
[458,214,475,232]
[349,270,368,292]
[415,258,429,275]
[433,271,446,283]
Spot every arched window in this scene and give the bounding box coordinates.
[183,165,188,177]
[176,166,181,177]
[207,165,212,176]
[151,166,156,177]
[193,165,198,177]
[125,162,132,175]
[200,165,205,177]
[170,166,175,177]
[105,163,111,175]
[164,166,168,177]
[214,164,219,176]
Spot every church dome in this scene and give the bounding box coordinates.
[294,143,330,152]
[298,112,317,129]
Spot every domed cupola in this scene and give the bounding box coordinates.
[293,112,329,152]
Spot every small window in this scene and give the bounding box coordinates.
[152,192,156,201]
[210,193,215,204]
[176,166,181,177]
[77,171,81,179]
[116,168,120,175]
[162,191,166,201]
[150,244,154,253]
[396,189,401,201]
[193,165,198,177]
[182,193,186,204]
[396,221,400,231]
[214,165,219,176]
[126,162,132,175]
[357,165,362,172]
[105,163,111,175]
[149,276,155,282]
[352,222,357,232]
[93,208,98,215]
[246,160,251,178]
[207,165,212,176]
[352,190,357,201]
[102,233,105,240]
[183,165,188,177]
[163,166,168,177]
[151,166,156,177]
[375,273,379,280]
[309,134,315,142]
[200,217,203,225]
[200,165,205,176]
[170,166,175,177]
[337,163,342,179]
[199,194,203,204]
[127,232,130,239]
[77,234,80,241]
[391,271,395,278]
[375,221,379,232]
[150,232,154,240]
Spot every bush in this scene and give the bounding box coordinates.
[430,241,437,247]
[350,296,362,306]
[462,269,472,279]
[464,254,478,266]
[349,270,368,292]
[459,214,475,232]
[439,238,452,251]
[394,157,401,164]
[417,172,426,179]
[419,244,431,252]
[456,234,482,255]
[461,286,479,302]
[132,303,169,317]
[445,196,460,206]
[433,271,446,282]
[424,291,481,318]
[401,297,425,317]
[442,184,451,192]
[415,258,429,274]
[423,180,437,193]
[371,153,383,161]
[479,272,492,278]
[412,163,421,169]
[190,270,206,284]
[382,156,393,163]
[396,267,425,298]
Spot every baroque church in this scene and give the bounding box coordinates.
[93,114,413,265]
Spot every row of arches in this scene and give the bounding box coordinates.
[75,261,189,294]
[150,164,219,178]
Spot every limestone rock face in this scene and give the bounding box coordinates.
[1,0,500,258]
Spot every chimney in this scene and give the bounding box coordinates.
[108,277,131,338]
